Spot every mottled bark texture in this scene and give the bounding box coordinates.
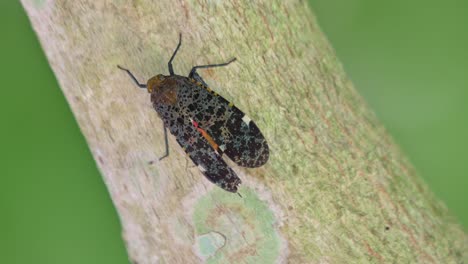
[21,0,467,263]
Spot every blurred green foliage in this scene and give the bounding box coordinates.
[0,1,466,263]
[309,0,467,228]
[0,2,128,263]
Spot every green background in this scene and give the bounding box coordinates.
[1,1,466,263]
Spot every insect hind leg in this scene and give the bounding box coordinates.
[188,58,236,78]
[168,33,182,76]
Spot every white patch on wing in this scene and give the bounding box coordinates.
[198,165,207,172]
[219,144,227,151]
[242,115,252,125]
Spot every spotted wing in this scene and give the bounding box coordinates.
[189,72,269,168]
[172,116,241,193]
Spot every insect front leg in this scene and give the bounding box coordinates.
[159,125,170,160]
[117,65,147,89]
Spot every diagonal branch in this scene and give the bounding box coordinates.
[21,0,467,263]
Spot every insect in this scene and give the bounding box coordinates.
[118,34,269,193]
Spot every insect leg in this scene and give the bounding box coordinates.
[190,71,209,87]
[188,58,236,78]
[159,126,170,160]
[168,33,182,76]
[117,65,147,89]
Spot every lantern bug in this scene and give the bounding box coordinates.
[118,34,269,192]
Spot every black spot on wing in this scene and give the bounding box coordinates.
[220,105,269,168]
[180,73,269,168]
[174,118,241,193]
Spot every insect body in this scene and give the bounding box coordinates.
[118,34,269,193]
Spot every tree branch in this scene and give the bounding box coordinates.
[21,0,466,263]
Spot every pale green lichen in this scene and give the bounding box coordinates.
[193,188,281,263]
[196,232,226,258]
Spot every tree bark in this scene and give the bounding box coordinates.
[21,0,466,263]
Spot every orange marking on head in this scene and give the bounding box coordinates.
[147,74,165,93]
[148,75,178,105]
